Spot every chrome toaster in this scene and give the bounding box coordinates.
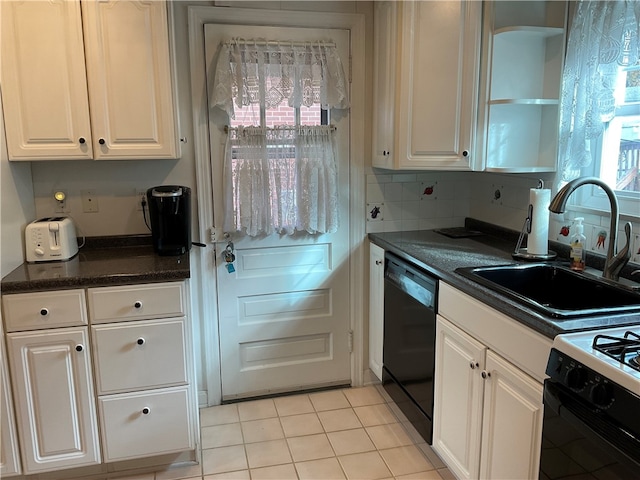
[25,217,79,262]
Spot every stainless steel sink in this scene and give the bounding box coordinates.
[455,263,640,319]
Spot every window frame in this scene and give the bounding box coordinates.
[572,66,640,221]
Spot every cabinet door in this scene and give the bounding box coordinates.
[81,0,179,159]
[368,243,385,380]
[396,0,481,170]
[371,1,397,169]
[0,0,93,160]
[480,350,544,480]
[1,322,21,477]
[432,316,485,480]
[7,327,101,473]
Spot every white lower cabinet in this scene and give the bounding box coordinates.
[1,321,22,477]
[98,386,193,462]
[433,282,548,480]
[1,280,196,476]
[91,318,188,394]
[480,349,544,480]
[89,282,195,462]
[433,317,544,479]
[433,316,485,480]
[6,327,101,474]
[368,243,385,380]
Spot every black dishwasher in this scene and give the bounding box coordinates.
[383,252,438,444]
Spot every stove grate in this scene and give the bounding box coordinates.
[592,331,640,370]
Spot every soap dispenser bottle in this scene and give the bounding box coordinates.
[570,217,586,271]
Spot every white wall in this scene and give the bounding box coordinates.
[0,94,36,277]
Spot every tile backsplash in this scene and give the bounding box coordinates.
[366,169,640,266]
[365,170,472,233]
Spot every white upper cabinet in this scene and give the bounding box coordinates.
[1,1,93,160]
[372,1,482,170]
[477,0,568,172]
[81,1,179,159]
[0,0,180,161]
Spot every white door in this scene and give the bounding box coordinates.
[205,25,352,400]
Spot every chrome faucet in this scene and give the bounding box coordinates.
[548,177,632,282]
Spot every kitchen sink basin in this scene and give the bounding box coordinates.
[455,263,640,319]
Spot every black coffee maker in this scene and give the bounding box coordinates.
[147,185,191,256]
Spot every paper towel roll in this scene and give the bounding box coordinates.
[528,188,551,255]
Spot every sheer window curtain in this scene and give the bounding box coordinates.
[209,39,349,237]
[558,0,640,182]
[223,126,338,236]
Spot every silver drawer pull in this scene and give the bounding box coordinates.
[136,337,145,346]
[142,407,150,415]
[75,344,84,352]
[40,308,49,317]
[134,301,143,309]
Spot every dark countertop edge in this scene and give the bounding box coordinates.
[1,234,191,294]
[369,222,640,340]
[0,271,191,294]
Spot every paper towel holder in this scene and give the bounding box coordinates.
[512,180,557,261]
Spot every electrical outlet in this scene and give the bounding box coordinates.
[136,189,147,211]
[81,190,99,213]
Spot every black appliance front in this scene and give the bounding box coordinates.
[539,349,640,479]
[382,253,437,444]
[147,185,191,256]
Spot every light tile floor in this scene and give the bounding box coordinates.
[132,385,454,480]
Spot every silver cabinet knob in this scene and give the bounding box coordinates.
[40,308,49,316]
[136,337,145,346]
[134,301,143,309]
[481,370,491,379]
[142,407,150,415]
[75,344,84,352]
[470,361,479,370]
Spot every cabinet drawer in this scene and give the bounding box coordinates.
[88,282,185,323]
[2,289,87,332]
[92,318,187,394]
[98,386,193,462]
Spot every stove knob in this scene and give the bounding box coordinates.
[565,367,587,390]
[590,382,614,408]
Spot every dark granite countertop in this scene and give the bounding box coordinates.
[1,235,190,293]
[369,220,640,339]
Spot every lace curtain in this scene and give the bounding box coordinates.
[223,126,339,236]
[558,0,640,181]
[211,39,350,119]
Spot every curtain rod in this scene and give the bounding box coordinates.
[224,125,336,133]
[223,40,336,48]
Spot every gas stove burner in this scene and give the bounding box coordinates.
[593,331,640,371]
